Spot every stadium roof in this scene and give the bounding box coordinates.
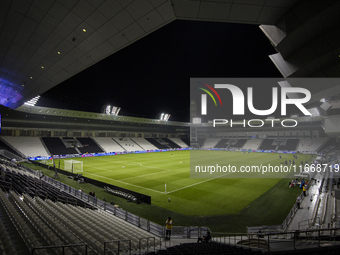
[1,0,340,110]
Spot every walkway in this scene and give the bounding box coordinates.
[287,172,324,231]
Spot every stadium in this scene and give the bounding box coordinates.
[1,0,340,254]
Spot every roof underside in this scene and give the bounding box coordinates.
[1,0,339,110]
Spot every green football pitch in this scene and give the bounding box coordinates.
[50,150,315,216]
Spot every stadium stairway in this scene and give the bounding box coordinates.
[286,171,328,231]
[76,137,104,154]
[168,138,188,148]
[145,138,170,149]
[180,138,190,147]
[162,138,181,149]
[130,138,145,150]
[232,139,247,149]
[130,138,158,151]
[41,137,78,155]
[214,139,229,148]
[242,139,262,151]
[112,138,135,151]
[259,139,277,150]
[128,138,146,151]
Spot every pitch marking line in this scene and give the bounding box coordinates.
[86,172,164,194]
[81,162,166,194]
[166,172,233,194]
[80,155,280,195]
[166,157,279,194]
[121,168,171,181]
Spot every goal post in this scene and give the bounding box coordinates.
[64,160,83,173]
[41,158,53,165]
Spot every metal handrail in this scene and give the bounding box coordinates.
[298,217,320,230]
[212,227,340,252]
[138,237,155,255]
[103,239,131,255]
[31,243,88,254]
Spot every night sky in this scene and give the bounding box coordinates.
[37,20,282,122]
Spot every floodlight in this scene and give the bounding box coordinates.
[24,95,40,106]
[111,106,121,116]
[116,107,121,115]
[102,105,121,115]
[105,105,111,114]
[158,113,170,121]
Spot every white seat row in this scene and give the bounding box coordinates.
[1,163,38,179]
[1,186,159,254]
[42,197,158,251]
[82,205,159,247]
[37,198,103,254]
[9,191,71,255]
[1,136,50,158]
[0,190,45,254]
[0,197,28,254]
[23,194,84,254]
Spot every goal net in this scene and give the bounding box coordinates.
[64,160,83,173]
[41,158,53,165]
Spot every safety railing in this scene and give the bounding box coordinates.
[104,239,131,255]
[213,227,340,252]
[138,237,156,255]
[41,174,210,239]
[31,243,88,255]
[298,217,320,230]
